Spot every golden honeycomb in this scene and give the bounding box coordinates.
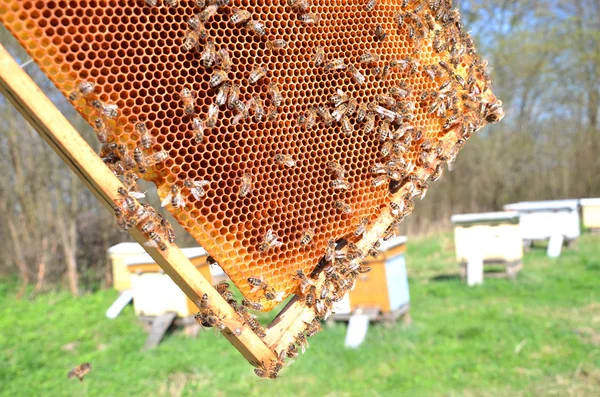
[0,0,502,311]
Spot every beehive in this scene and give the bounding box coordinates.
[579,198,600,232]
[0,0,503,311]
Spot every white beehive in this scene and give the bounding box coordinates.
[108,242,147,292]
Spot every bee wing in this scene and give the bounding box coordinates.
[208,103,219,119]
[190,187,204,201]
[160,193,173,207]
[275,291,285,302]
[129,191,146,199]
[144,240,158,248]
[175,194,186,208]
[195,180,211,187]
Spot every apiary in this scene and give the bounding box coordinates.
[503,200,580,246]
[451,211,523,279]
[1,0,503,376]
[580,198,600,232]
[108,242,148,291]
[333,235,409,321]
[126,247,215,317]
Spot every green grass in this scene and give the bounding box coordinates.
[1,234,599,397]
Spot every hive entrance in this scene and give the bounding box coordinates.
[1,0,502,317]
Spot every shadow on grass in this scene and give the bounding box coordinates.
[429,274,461,282]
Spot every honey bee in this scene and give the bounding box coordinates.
[334,200,352,214]
[165,0,178,7]
[215,48,232,71]
[144,0,157,6]
[313,46,325,67]
[340,115,352,136]
[265,289,285,302]
[268,83,283,107]
[91,100,119,120]
[191,117,205,143]
[187,17,208,39]
[305,107,318,128]
[348,65,365,86]
[93,118,109,144]
[356,103,368,122]
[238,173,253,198]
[68,80,95,101]
[327,161,346,178]
[300,229,315,246]
[248,275,269,293]
[209,69,229,88]
[295,270,315,294]
[161,184,185,208]
[214,281,230,295]
[206,103,219,128]
[330,178,352,191]
[317,106,334,126]
[305,318,322,337]
[182,30,202,52]
[249,96,265,122]
[183,179,210,200]
[358,264,372,273]
[133,147,147,173]
[230,8,251,25]
[305,285,316,307]
[266,106,279,121]
[267,39,288,51]
[379,121,391,141]
[374,25,388,42]
[259,228,283,252]
[242,298,263,311]
[246,20,266,36]
[118,186,136,213]
[145,231,167,251]
[274,153,296,168]
[67,363,92,382]
[332,103,348,122]
[325,58,346,71]
[299,12,319,24]
[248,66,267,84]
[227,84,240,110]
[287,343,299,358]
[354,217,370,236]
[199,4,219,21]
[295,332,309,353]
[365,0,377,11]
[200,39,219,69]
[160,217,176,243]
[179,87,196,115]
[117,145,136,170]
[359,51,378,65]
[363,113,375,134]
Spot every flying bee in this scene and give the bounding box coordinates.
[267,39,288,51]
[300,229,315,246]
[325,58,346,71]
[248,66,267,84]
[365,0,377,11]
[91,100,119,120]
[191,117,206,144]
[305,285,316,307]
[200,39,219,69]
[259,228,283,252]
[230,8,251,25]
[299,12,319,24]
[209,69,229,88]
[274,153,296,168]
[327,161,346,178]
[374,25,387,42]
[180,87,196,115]
[348,65,365,86]
[68,80,95,101]
[313,46,325,67]
[205,103,219,128]
[248,275,269,293]
[354,217,370,236]
[334,200,352,214]
[145,231,167,251]
[268,83,283,107]
[183,179,210,200]
[67,363,92,382]
[161,184,185,208]
[330,178,352,191]
[295,270,315,294]
[246,20,266,36]
[238,173,253,198]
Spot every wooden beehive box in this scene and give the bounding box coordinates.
[503,200,581,245]
[108,242,147,292]
[126,247,223,317]
[451,211,522,266]
[334,235,409,318]
[580,198,600,232]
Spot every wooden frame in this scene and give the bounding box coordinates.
[0,42,453,369]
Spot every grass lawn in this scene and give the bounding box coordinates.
[1,234,599,397]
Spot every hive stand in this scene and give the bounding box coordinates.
[0,43,428,368]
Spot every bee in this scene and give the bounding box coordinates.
[266,106,279,121]
[265,289,285,301]
[180,87,196,115]
[346,99,358,116]
[215,281,231,295]
[359,51,378,65]
[340,115,352,136]
[317,106,334,126]
[68,80,95,101]
[161,218,177,243]
[209,69,229,88]
[305,107,318,128]
[67,363,92,382]
[254,366,278,380]
[330,88,349,107]
[242,298,263,311]
[140,220,156,234]
[93,118,109,144]
[161,184,185,208]
[268,83,283,107]
[363,113,375,134]
[299,12,319,24]
[325,58,346,71]
[274,153,296,168]
[295,270,315,294]
[443,115,459,129]
[330,178,352,191]
[305,318,322,337]
[287,343,299,358]
[200,39,219,68]
[248,275,269,293]
[91,100,118,120]
[295,332,309,353]
[354,217,370,236]
[133,122,152,150]
[191,117,206,144]
[144,0,157,5]
[230,8,251,25]
[334,200,352,214]
[183,179,210,200]
[332,103,348,122]
[300,229,315,246]
[267,39,288,51]
[227,84,240,110]
[313,46,325,67]
[216,48,232,71]
[358,265,372,273]
[165,0,178,7]
[118,186,136,214]
[378,121,391,141]
[187,17,209,39]
[246,20,266,36]
[327,161,346,178]
[248,66,267,84]
[356,103,368,122]
[288,0,310,11]
[182,30,202,52]
[199,4,219,21]
[206,103,219,128]
[145,231,167,251]
[238,173,253,198]
[259,228,283,252]
[305,285,316,307]
[396,11,406,28]
[117,145,136,170]
[365,0,377,11]
[374,25,387,42]
[390,201,404,217]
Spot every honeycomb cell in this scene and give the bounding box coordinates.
[0,0,501,311]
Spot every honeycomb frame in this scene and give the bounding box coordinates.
[0,0,502,312]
